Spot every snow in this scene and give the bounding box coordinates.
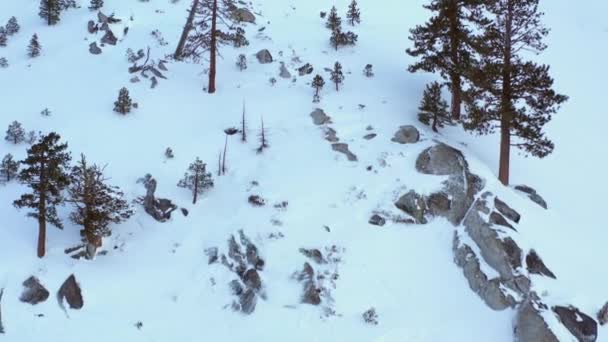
[0,0,605,341]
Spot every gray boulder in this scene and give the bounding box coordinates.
[243,269,262,291]
[233,8,256,23]
[256,49,273,64]
[101,29,117,46]
[416,143,465,176]
[87,20,97,34]
[310,108,331,125]
[97,11,109,24]
[279,62,291,78]
[369,214,386,226]
[526,249,556,279]
[494,197,521,223]
[89,42,102,55]
[298,63,313,76]
[19,276,49,305]
[57,274,83,310]
[395,190,427,224]
[515,298,559,342]
[391,125,420,144]
[239,289,257,314]
[142,176,177,222]
[553,306,598,342]
[324,127,338,142]
[331,143,358,162]
[515,185,548,209]
[489,211,516,231]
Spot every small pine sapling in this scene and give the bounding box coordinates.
[236,54,247,71]
[114,87,133,114]
[28,34,41,58]
[26,131,38,145]
[326,6,342,31]
[5,17,20,35]
[330,61,344,91]
[0,154,19,183]
[418,81,450,132]
[177,158,214,204]
[5,121,25,144]
[256,117,269,154]
[363,64,374,77]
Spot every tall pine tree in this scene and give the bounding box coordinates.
[68,154,133,258]
[418,81,450,132]
[330,61,344,91]
[13,133,71,258]
[28,34,41,57]
[464,0,568,185]
[39,0,61,26]
[178,158,213,204]
[6,17,20,35]
[346,0,361,26]
[406,0,488,120]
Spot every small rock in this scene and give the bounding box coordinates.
[229,279,244,296]
[256,49,273,64]
[489,212,516,230]
[97,11,109,24]
[248,195,265,207]
[130,76,140,83]
[395,190,427,224]
[158,60,168,71]
[298,63,313,76]
[363,133,377,140]
[205,247,218,264]
[299,248,326,264]
[310,108,331,125]
[391,125,420,144]
[514,185,548,209]
[494,197,521,223]
[332,143,358,162]
[20,276,49,305]
[57,274,83,310]
[597,302,608,326]
[180,208,189,217]
[324,127,339,142]
[369,214,386,226]
[87,20,97,34]
[239,289,257,314]
[279,62,291,78]
[88,42,102,55]
[525,249,556,279]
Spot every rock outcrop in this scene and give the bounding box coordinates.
[391,125,420,144]
[256,49,273,64]
[140,175,177,222]
[57,274,83,310]
[20,276,49,305]
[515,184,548,209]
[310,108,331,125]
[232,8,255,23]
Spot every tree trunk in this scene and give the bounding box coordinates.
[432,116,438,133]
[208,0,218,94]
[498,2,513,186]
[335,82,338,91]
[174,0,200,60]
[47,1,52,26]
[37,200,47,258]
[222,134,228,174]
[193,172,199,204]
[448,0,462,121]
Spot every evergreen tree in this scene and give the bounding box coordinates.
[0,154,19,183]
[14,132,71,258]
[89,0,103,10]
[363,64,374,77]
[5,17,20,35]
[59,0,78,10]
[236,53,247,71]
[326,6,342,31]
[232,27,249,48]
[330,28,358,50]
[68,154,133,258]
[39,0,61,26]
[346,0,361,26]
[114,87,132,114]
[464,0,568,185]
[311,74,325,102]
[5,121,25,144]
[177,157,213,204]
[28,34,41,58]
[418,82,450,132]
[0,28,7,47]
[406,0,489,121]
[330,61,344,91]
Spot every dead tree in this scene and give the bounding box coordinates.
[174,0,201,60]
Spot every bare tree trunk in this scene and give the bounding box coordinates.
[193,172,199,204]
[222,134,228,174]
[498,3,513,186]
[37,160,47,258]
[174,0,201,60]
[208,0,218,93]
[0,288,4,334]
[432,116,438,133]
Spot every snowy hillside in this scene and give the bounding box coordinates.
[0,0,606,341]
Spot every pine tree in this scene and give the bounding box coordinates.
[114,87,133,114]
[256,117,269,154]
[311,74,325,102]
[346,0,361,26]
[406,0,489,121]
[89,0,103,10]
[0,28,7,47]
[330,28,358,51]
[14,132,71,258]
[418,82,450,132]
[363,64,374,77]
[0,154,19,183]
[68,154,133,258]
[5,17,20,35]
[326,6,342,31]
[330,61,344,91]
[177,157,213,204]
[5,121,25,144]
[236,54,247,71]
[232,27,249,48]
[28,34,41,58]
[464,0,568,186]
[39,0,61,26]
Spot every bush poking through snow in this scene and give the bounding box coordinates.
[0,154,19,183]
[164,147,174,159]
[236,54,247,71]
[5,17,20,35]
[0,57,7,68]
[40,108,51,116]
[362,307,379,325]
[248,195,266,207]
[363,64,374,77]
[28,34,41,58]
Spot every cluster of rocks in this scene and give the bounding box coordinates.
[209,230,265,314]
[139,174,178,222]
[399,141,597,341]
[88,11,122,55]
[310,109,358,162]
[18,275,83,311]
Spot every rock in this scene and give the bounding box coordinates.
[205,247,218,264]
[256,49,273,64]
[416,143,465,176]
[233,8,256,23]
[142,176,178,222]
[515,185,548,209]
[150,76,158,89]
[248,195,265,207]
[97,11,109,24]
[453,233,517,310]
[88,42,102,55]
[369,214,386,226]
[57,274,83,310]
[310,108,331,125]
[298,63,313,76]
[299,248,326,264]
[181,208,189,217]
[391,125,420,144]
[331,143,358,162]
[426,192,451,215]
[130,76,140,83]
[87,20,97,34]
[494,197,521,223]
[239,289,257,314]
[19,276,49,305]
[363,133,377,140]
[101,29,117,45]
[242,269,262,291]
[297,263,321,305]
[395,190,427,224]
[158,60,168,71]
[515,298,559,342]
[324,127,339,142]
[553,306,598,342]
[489,211,516,231]
[597,303,608,326]
[279,62,291,78]
[526,249,556,279]
[229,279,243,296]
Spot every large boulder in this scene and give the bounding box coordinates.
[515,298,559,342]
[310,108,331,125]
[232,8,255,23]
[526,249,556,279]
[19,276,49,305]
[394,190,427,224]
[57,274,83,310]
[391,125,420,144]
[256,49,273,64]
[553,306,598,342]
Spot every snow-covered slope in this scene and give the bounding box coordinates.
[0,0,605,341]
